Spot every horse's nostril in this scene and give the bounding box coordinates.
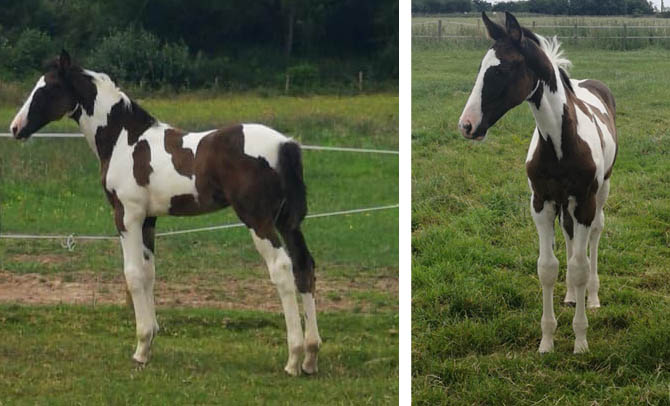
[463,123,472,135]
[11,126,18,135]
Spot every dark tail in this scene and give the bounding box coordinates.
[277,141,307,230]
[276,141,315,293]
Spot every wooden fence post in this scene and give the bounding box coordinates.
[438,19,442,39]
[358,71,363,93]
[623,23,627,50]
[285,74,290,94]
[532,21,536,30]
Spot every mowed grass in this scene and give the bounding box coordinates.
[0,305,398,405]
[0,93,398,403]
[412,43,670,404]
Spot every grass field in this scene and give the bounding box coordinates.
[412,39,670,404]
[0,93,398,403]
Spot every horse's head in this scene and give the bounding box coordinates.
[458,12,553,140]
[10,50,80,140]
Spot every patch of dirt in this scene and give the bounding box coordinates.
[0,271,397,312]
[9,254,68,265]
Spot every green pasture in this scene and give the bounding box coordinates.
[412,41,670,404]
[0,93,398,403]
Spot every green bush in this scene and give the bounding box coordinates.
[88,27,191,89]
[287,63,320,88]
[0,28,53,79]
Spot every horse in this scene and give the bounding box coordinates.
[9,50,321,375]
[458,12,617,353]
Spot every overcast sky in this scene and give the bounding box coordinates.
[488,0,664,11]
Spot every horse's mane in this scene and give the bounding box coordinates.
[517,23,572,73]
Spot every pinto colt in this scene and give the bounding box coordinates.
[9,51,321,375]
[458,12,617,353]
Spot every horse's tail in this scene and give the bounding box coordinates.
[276,140,315,293]
[277,141,307,230]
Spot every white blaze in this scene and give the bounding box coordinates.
[459,49,501,132]
[9,76,46,134]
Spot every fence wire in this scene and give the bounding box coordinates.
[0,134,398,249]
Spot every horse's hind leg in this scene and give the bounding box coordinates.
[250,228,304,376]
[279,227,321,374]
[587,179,609,309]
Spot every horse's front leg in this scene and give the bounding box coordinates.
[120,209,157,364]
[532,198,559,353]
[568,213,593,354]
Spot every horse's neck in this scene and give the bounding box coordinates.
[528,67,573,160]
[75,82,152,161]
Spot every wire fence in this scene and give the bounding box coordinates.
[0,134,398,250]
[413,18,670,48]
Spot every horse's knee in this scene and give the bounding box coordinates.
[124,266,149,293]
[537,256,558,286]
[568,255,589,286]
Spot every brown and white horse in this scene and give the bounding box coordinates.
[10,51,321,375]
[458,12,617,353]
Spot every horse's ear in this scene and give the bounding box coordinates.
[505,11,523,44]
[482,12,506,41]
[59,49,71,73]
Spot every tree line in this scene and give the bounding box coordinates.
[413,0,656,15]
[0,0,398,92]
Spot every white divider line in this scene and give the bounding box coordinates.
[0,203,398,241]
[0,133,399,155]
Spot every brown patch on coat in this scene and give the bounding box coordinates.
[142,217,156,258]
[104,189,126,233]
[164,128,195,178]
[132,140,152,186]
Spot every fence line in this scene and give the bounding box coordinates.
[0,133,399,155]
[414,35,670,39]
[413,20,670,29]
[0,204,399,249]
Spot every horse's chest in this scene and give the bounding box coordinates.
[526,136,598,206]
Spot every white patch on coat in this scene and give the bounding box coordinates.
[9,76,46,134]
[459,49,501,133]
[241,123,290,169]
[527,68,567,160]
[572,79,617,173]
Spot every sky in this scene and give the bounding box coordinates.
[488,0,664,11]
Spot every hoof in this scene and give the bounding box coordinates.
[302,358,318,375]
[587,300,601,309]
[133,357,148,370]
[573,339,589,354]
[538,338,554,354]
[563,300,576,307]
[284,363,301,377]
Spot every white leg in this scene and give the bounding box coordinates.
[563,227,576,305]
[142,248,159,338]
[587,180,609,309]
[251,230,304,376]
[532,199,559,353]
[301,292,321,374]
[569,221,591,354]
[120,212,156,364]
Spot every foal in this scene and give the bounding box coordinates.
[10,51,321,375]
[458,12,617,353]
